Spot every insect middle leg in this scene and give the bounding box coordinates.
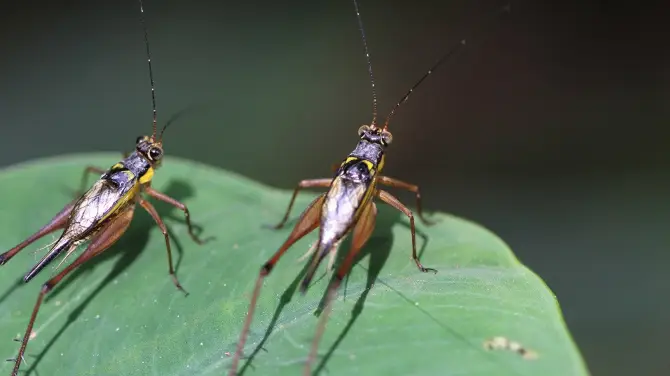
[138,197,188,294]
[8,208,134,376]
[270,178,332,229]
[377,175,435,225]
[0,200,76,266]
[377,189,437,273]
[144,186,206,244]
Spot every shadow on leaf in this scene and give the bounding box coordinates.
[311,204,430,375]
[237,202,432,375]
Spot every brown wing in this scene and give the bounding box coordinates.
[24,170,139,281]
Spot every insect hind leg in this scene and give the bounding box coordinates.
[8,208,133,376]
[0,200,75,266]
[303,202,377,375]
[229,193,325,376]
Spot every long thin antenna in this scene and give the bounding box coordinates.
[353,0,379,127]
[383,3,511,129]
[382,39,466,129]
[138,0,158,139]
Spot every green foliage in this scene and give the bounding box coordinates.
[0,154,588,376]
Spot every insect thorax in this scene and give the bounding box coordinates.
[337,140,385,184]
[115,152,152,180]
[349,140,384,166]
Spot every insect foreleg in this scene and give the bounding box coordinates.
[377,189,437,273]
[0,200,76,266]
[270,178,332,229]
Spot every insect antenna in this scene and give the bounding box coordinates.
[138,0,158,139]
[382,3,511,130]
[353,0,379,128]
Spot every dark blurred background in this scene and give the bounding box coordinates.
[1,0,668,374]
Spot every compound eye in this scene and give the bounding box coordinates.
[358,125,370,136]
[136,136,144,145]
[148,147,163,161]
[381,131,393,145]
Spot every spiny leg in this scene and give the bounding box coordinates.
[294,239,343,292]
[377,189,437,273]
[138,198,188,295]
[269,179,332,229]
[0,200,75,266]
[378,175,436,225]
[324,240,343,272]
[6,338,28,366]
[296,239,342,270]
[8,209,134,376]
[304,202,377,376]
[229,193,326,376]
[296,242,319,264]
[144,186,206,245]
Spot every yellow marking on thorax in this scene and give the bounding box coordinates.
[139,166,155,184]
[111,162,124,170]
[362,159,374,172]
[377,155,386,173]
[99,170,140,223]
[342,157,376,174]
[359,160,379,219]
[342,156,357,166]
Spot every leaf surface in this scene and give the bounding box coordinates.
[0,154,589,376]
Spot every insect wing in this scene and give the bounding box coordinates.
[23,170,138,280]
[321,177,369,236]
[68,170,139,238]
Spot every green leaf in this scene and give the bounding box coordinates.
[0,153,588,376]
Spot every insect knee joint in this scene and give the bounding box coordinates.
[261,263,273,276]
[41,282,54,294]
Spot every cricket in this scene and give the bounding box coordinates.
[229,1,509,375]
[0,1,205,374]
